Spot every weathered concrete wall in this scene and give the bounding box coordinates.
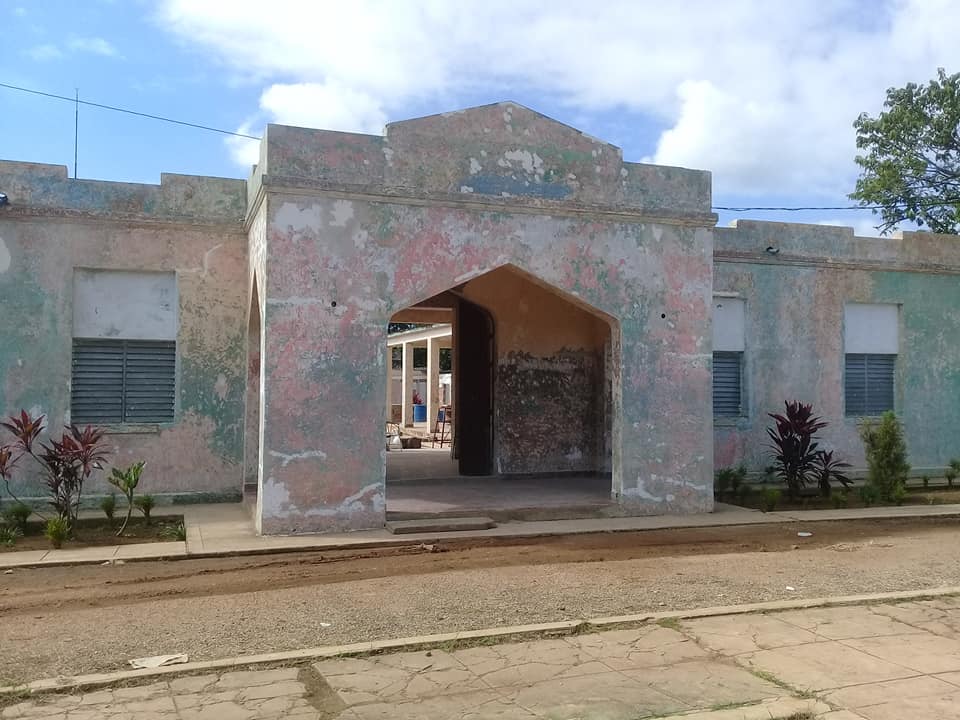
[461,266,611,475]
[255,103,716,533]
[714,220,960,474]
[0,161,248,501]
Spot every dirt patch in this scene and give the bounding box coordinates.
[0,516,184,552]
[3,516,960,684]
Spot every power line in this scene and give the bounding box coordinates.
[714,204,878,212]
[3,80,960,215]
[0,82,261,140]
[715,196,960,212]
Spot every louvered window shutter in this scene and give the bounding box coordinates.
[844,353,895,416]
[72,339,176,424]
[713,351,743,417]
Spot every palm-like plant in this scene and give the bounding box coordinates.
[766,401,829,499]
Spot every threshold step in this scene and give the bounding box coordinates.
[385,516,497,534]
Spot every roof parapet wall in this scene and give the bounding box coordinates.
[715,219,960,273]
[0,160,246,225]
[258,102,714,223]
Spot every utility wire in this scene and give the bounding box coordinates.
[4,81,960,214]
[0,81,261,140]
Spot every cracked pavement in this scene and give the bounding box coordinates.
[10,598,960,718]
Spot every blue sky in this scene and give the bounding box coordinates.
[3,0,959,235]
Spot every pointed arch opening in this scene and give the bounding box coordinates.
[384,264,620,521]
[242,275,263,519]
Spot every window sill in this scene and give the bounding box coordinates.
[714,416,749,427]
[100,423,163,435]
[844,415,892,426]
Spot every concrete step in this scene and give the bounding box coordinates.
[385,516,497,534]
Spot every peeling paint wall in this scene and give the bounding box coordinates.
[714,220,960,474]
[255,102,716,533]
[0,161,248,501]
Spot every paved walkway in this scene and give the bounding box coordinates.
[3,500,960,569]
[10,597,960,718]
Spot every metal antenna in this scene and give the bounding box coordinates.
[73,88,79,179]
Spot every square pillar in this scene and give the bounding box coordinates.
[401,342,414,426]
[426,336,441,430]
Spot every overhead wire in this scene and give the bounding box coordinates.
[2,81,958,214]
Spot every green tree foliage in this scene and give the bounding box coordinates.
[851,69,960,235]
[860,411,910,502]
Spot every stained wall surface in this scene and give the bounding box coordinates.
[252,103,717,533]
[714,220,960,474]
[0,161,249,501]
[461,266,611,475]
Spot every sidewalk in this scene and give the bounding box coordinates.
[3,500,960,569]
[10,595,960,718]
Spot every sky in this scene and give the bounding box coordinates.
[2,0,959,235]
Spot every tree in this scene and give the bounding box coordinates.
[851,69,960,235]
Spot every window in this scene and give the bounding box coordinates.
[713,296,745,417]
[72,270,177,425]
[713,351,743,417]
[72,340,176,424]
[843,303,898,417]
[844,354,895,417]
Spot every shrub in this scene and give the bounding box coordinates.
[100,494,116,523]
[714,469,731,499]
[922,475,930,488]
[860,411,910,502]
[948,459,960,488]
[44,517,70,549]
[812,450,852,498]
[108,462,144,536]
[715,465,747,501]
[161,520,187,541]
[1,502,31,534]
[767,401,828,499]
[762,487,781,512]
[892,484,908,506]
[859,484,880,507]
[736,483,752,505]
[0,410,109,531]
[0,524,21,546]
[134,495,155,525]
[832,490,850,509]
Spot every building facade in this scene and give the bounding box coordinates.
[0,102,958,534]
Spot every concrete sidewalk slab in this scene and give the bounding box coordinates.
[2,500,960,569]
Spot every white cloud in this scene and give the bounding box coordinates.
[224,83,388,166]
[27,43,63,61]
[67,37,119,57]
[225,122,260,168]
[156,0,960,196]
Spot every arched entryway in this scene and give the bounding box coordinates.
[384,265,619,521]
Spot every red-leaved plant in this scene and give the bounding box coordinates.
[766,401,829,499]
[0,410,110,531]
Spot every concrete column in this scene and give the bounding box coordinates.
[385,346,393,423]
[427,336,441,431]
[401,342,414,426]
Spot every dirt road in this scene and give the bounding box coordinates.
[2,517,959,685]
